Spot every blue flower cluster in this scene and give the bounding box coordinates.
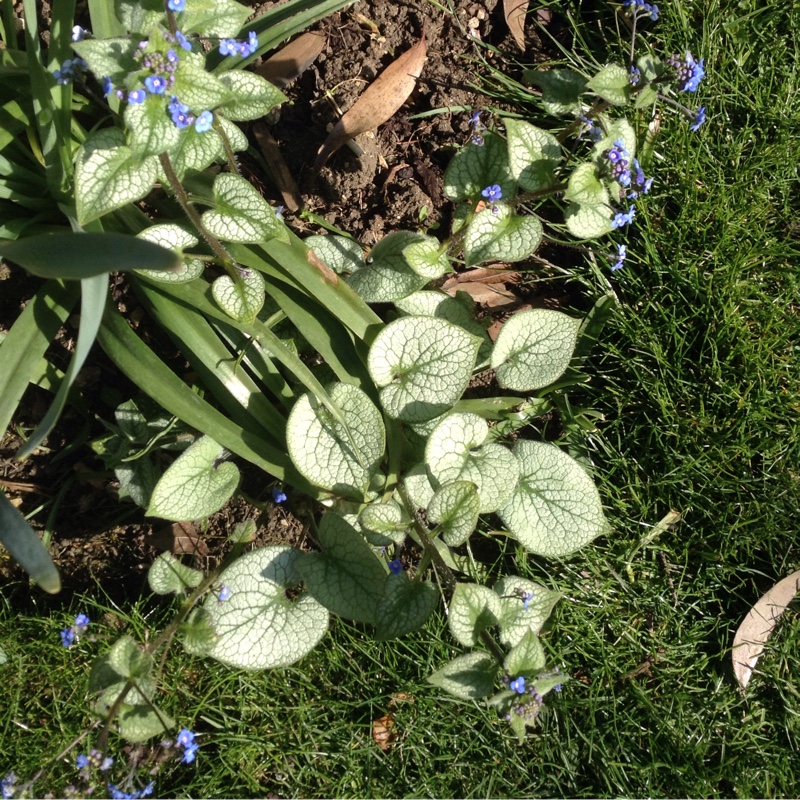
[107,781,155,800]
[388,558,403,576]
[272,486,287,504]
[53,57,88,85]
[622,0,659,21]
[167,0,185,12]
[176,728,199,763]
[468,109,485,146]
[668,51,705,93]
[219,31,259,57]
[1,773,16,800]
[60,612,90,647]
[611,243,627,272]
[611,205,636,230]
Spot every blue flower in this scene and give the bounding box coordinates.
[181,743,199,764]
[247,31,259,54]
[60,627,75,647]
[74,613,90,630]
[669,51,705,93]
[76,754,89,769]
[176,728,195,748]
[168,98,194,129]
[471,134,484,146]
[217,585,231,602]
[166,49,179,65]
[468,110,482,127]
[509,676,527,694]
[481,184,502,203]
[72,25,88,42]
[272,487,287,504]
[1,773,17,800]
[690,106,706,132]
[53,57,88,85]
[127,89,146,104]
[611,244,627,272]
[219,38,238,56]
[176,31,192,51]
[144,75,167,95]
[629,66,641,86]
[167,0,186,11]
[108,783,154,800]
[194,110,213,133]
[611,205,636,229]
[388,558,403,575]
[102,76,113,96]
[100,756,114,771]
[520,590,533,611]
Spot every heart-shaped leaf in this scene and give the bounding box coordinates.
[218,71,288,121]
[504,630,547,676]
[211,269,265,322]
[205,546,328,669]
[375,572,439,640]
[494,575,561,647]
[148,551,204,595]
[359,500,410,546]
[491,309,581,391]
[136,224,204,284]
[202,174,288,244]
[295,513,387,624]
[565,202,613,239]
[428,652,499,700]
[449,583,502,646]
[505,119,561,192]
[524,68,587,116]
[368,317,481,423]
[498,441,607,556]
[427,480,480,546]
[402,236,452,280]
[286,383,385,499]
[306,234,365,275]
[587,64,631,106]
[464,205,543,266]
[146,435,239,521]
[443,131,515,202]
[124,99,182,162]
[75,128,158,225]
[347,231,428,302]
[425,413,519,513]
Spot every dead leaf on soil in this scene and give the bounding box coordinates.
[504,0,529,51]
[256,31,325,89]
[372,713,397,751]
[445,280,518,309]
[732,569,800,692]
[149,521,209,557]
[313,30,427,173]
[252,122,303,212]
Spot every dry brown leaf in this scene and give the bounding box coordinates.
[256,32,325,89]
[252,122,302,212]
[149,521,209,557]
[314,31,427,173]
[445,281,518,309]
[732,569,800,692]
[503,0,529,51]
[371,713,397,751]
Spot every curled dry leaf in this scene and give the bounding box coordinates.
[252,122,302,212]
[314,31,427,173]
[256,31,325,89]
[149,521,209,557]
[732,569,800,692]
[445,281,518,309]
[371,713,397,751]
[503,0,529,51]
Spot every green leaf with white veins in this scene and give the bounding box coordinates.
[425,413,519,513]
[147,435,239,521]
[212,268,265,322]
[594,118,637,165]
[525,68,587,116]
[375,573,438,641]
[564,162,608,205]
[202,173,288,244]
[427,480,480,546]
[286,383,385,498]
[464,205,543,267]
[504,630,546,676]
[504,119,561,192]
[498,440,607,556]
[136,224,203,284]
[404,462,436,509]
[218,72,287,121]
[449,583,502,646]
[171,53,233,111]
[368,317,480,423]
[565,202,613,239]
[124,99,181,162]
[205,546,328,670]
[428,652,499,701]
[296,513,386,624]
[164,117,247,182]
[306,234,365,275]
[114,0,163,35]
[587,64,631,106]
[359,500,409,547]
[347,231,428,303]
[181,0,251,37]
[72,37,137,83]
[402,235,451,280]
[148,552,204,595]
[492,309,581,391]
[443,131,515,202]
[494,575,561,647]
[75,128,158,225]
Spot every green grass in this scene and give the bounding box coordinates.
[3,0,800,797]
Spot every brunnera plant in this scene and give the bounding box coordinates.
[0,0,706,791]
